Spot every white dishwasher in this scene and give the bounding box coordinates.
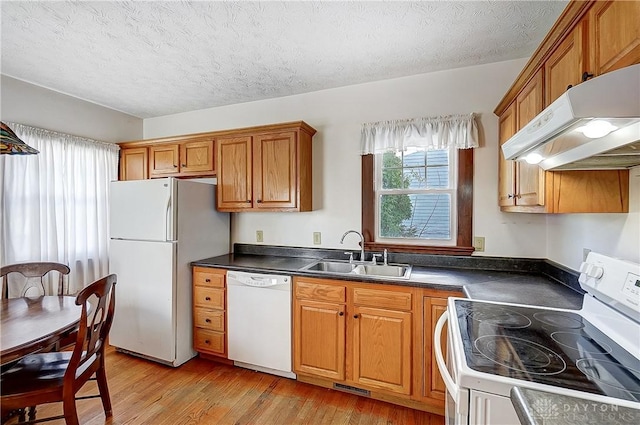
[226,270,296,379]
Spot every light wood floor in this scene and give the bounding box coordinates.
[22,346,444,425]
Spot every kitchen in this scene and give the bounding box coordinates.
[1,1,639,424]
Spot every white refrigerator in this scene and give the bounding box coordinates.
[108,177,229,367]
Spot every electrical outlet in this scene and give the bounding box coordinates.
[256,230,264,243]
[313,232,322,245]
[473,236,485,252]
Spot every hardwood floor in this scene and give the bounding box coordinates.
[21,346,444,425]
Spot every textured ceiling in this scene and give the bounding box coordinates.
[1,1,568,119]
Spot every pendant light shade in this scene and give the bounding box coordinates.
[1,121,39,155]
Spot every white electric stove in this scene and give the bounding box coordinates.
[435,252,640,425]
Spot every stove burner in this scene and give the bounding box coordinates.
[551,331,612,354]
[576,359,640,395]
[466,306,531,329]
[533,312,584,329]
[475,335,566,375]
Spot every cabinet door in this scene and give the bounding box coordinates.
[515,70,545,207]
[588,0,640,75]
[352,306,412,395]
[498,103,516,207]
[293,298,346,380]
[253,131,297,210]
[545,20,587,106]
[423,297,448,401]
[120,147,148,181]
[149,144,180,177]
[216,136,253,211]
[180,140,214,175]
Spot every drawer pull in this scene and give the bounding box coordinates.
[205,296,211,301]
[338,312,344,316]
[353,314,359,319]
[204,339,210,344]
[205,318,211,323]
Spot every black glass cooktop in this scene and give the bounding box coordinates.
[454,300,640,402]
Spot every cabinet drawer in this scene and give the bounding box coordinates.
[194,308,225,331]
[194,287,225,309]
[353,287,412,311]
[193,268,225,287]
[295,281,346,303]
[194,329,225,355]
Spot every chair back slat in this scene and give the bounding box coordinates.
[0,262,71,298]
[65,274,116,385]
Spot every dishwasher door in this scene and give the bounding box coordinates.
[226,271,295,379]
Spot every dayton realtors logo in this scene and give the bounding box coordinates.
[531,399,639,424]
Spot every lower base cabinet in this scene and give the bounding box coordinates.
[292,276,461,415]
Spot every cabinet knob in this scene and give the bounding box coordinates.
[181,164,186,167]
[205,278,211,283]
[582,71,594,82]
[567,84,573,91]
[204,339,210,344]
[173,164,178,168]
[205,318,211,323]
[508,194,514,199]
[256,199,262,203]
[205,296,211,301]
[338,312,344,316]
[246,200,251,203]
[353,314,359,319]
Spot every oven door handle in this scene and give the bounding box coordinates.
[434,311,459,401]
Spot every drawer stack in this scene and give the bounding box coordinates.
[192,267,227,358]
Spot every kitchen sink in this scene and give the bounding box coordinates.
[303,261,357,273]
[300,260,412,279]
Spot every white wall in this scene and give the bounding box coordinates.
[145,58,553,259]
[1,75,142,142]
[546,166,640,267]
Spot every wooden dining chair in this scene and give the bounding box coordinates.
[1,262,71,299]
[0,274,117,425]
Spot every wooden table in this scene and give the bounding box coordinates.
[0,296,82,365]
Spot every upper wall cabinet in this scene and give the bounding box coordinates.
[494,0,636,214]
[118,135,215,180]
[216,122,316,212]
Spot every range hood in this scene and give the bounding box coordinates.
[502,64,640,171]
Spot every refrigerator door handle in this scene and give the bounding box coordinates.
[165,184,173,241]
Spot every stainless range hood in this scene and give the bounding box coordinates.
[502,64,640,171]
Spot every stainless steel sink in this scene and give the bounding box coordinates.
[300,260,412,279]
[303,261,357,273]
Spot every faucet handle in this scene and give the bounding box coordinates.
[344,252,354,263]
[371,254,381,265]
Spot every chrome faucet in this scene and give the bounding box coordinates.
[340,230,365,262]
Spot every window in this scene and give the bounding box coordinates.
[376,146,456,244]
[360,114,477,255]
[362,148,473,255]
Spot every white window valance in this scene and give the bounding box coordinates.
[360,113,479,155]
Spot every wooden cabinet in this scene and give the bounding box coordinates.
[216,122,316,212]
[588,1,640,76]
[149,139,215,178]
[293,277,412,397]
[352,287,412,395]
[495,0,635,214]
[422,296,448,402]
[192,267,227,358]
[119,147,148,180]
[294,280,346,380]
[118,137,215,180]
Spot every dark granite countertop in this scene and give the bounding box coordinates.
[511,387,640,425]
[192,244,585,310]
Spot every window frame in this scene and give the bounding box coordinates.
[362,148,474,255]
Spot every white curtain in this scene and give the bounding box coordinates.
[360,114,479,154]
[0,122,119,295]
